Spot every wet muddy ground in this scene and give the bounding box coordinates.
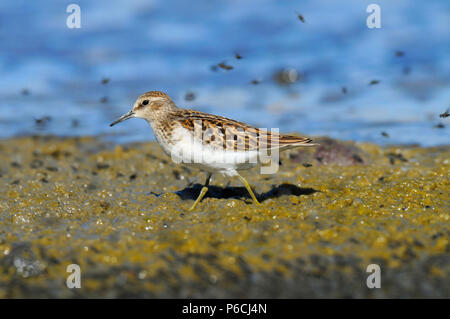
[0,135,448,298]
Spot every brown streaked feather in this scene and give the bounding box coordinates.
[169,109,316,152]
[141,91,170,98]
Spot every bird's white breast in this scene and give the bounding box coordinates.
[163,126,259,175]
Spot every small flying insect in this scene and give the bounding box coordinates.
[297,13,305,23]
[439,109,449,118]
[184,91,196,101]
[402,66,411,75]
[218,62,233,71]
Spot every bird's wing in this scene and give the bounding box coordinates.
[170,109,316,152]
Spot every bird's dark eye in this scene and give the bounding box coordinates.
[142,100,149,105]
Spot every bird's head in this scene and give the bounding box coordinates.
[110,91,175,126]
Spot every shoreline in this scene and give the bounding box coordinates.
[0,135,448,298]
[2,129,449,149]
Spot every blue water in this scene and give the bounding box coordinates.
[0,0,449,146]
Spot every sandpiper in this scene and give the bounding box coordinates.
[110,91,316,210]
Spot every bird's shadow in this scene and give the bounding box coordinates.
[175,183,318,203]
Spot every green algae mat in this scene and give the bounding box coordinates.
[0,136,448,298]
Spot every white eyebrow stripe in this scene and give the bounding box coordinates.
[146,97,165,102]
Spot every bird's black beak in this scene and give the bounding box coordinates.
[110,110,135,127]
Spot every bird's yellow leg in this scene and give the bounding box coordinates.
[188,173,212,211]
[237,174,261,205]
[189,186,208,211]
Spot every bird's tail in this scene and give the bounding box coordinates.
[278,135,318,149]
